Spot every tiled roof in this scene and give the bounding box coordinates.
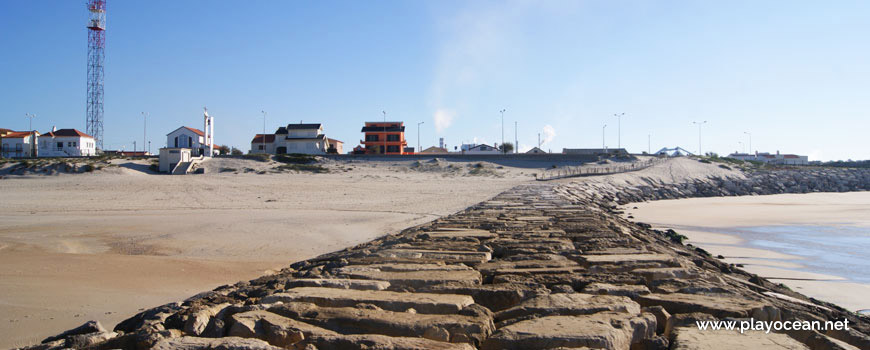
[182,126,205,136]
[42,129,91,138]
[251,134,276,143]
[3,131,39,138]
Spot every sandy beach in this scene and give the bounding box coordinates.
[0,157,530,348]
[626,191,870,312]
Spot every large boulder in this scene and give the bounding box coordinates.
[482,312,656,350]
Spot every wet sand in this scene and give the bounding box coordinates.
[626,191,870,312]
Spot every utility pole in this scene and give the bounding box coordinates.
[417,121,424,154]
[602,124,607,150]
[382,111,387,155]
[744,131,752,155]
[693,121,707,156]
[261,110,267,154]
[648,134,651,154]
[133,140,136,152]
[499,109,506,154]
[614,113,625,149]
[141,112,148,155]
[148,141,151,155]
[538,133,541,148]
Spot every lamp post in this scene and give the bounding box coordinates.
[648,133,651,154]
[614,113,624,149]
[382,110,387,154]
[744,131,752,155]
[514,121,518,154]
[602,124,607,150]
[25,113,36,157]
[141,112,148,155]
[692,121,707,156]
[417,121,424,154]
[261,110,267,154]
[499,109,506,154]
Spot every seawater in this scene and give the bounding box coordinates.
[723,225,870,283]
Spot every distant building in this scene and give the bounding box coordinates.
[419,146,449,154]
[251,123,329,155]
[327,138,343,154]
[562,148,628,157]
[465,144,500,154]
[359,121,408,155]
[39,129,96,157]
[167,126,212,157]
[1,131,39,158]
[728,151,808,165]
[460,143,477,152]
[526,147,547,154]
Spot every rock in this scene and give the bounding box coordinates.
[642,306,671,334]
[580,254,677,266]
[41,320,106,343]
[420,282,547,312]
[637,294,775,321]
[374,249,492,264]
[185,303,231,336]
[481,313,656,350]
[302,334,476,350]
[259,287,475,314]
[663,313,717,339]
[286,278,390,291]
[632,268,700,283]
[670,326,809,349]
[151,336,285,350]
[334,266,481,289]
[496,293,641,323]
[583,282,651,298]
[227,310,336,347]
[64,330,118,348]
[267,302,493,345]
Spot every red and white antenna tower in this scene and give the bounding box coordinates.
[86,0,106,149]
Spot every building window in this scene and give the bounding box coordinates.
[174,137,178,147]
[387,145,400,153]
[57,142,63,149]
[73,141,77,147]
[188,136,192,147]
[387,134,399,141]
[258,145,264,150]
[365,135,379,142]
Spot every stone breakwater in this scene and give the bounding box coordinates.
[19,167,870,350]
[573,167,870,206]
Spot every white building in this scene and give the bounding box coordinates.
[1,131,39,158]
[526,147,547,154]
[250,123,329,155]
[728,151,808,165]
[39,129,96,157]
[464,144,500,154]
[166,109,216,157]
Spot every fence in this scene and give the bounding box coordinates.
[536,158,666,181]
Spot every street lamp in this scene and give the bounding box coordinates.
[417,121,424,154]
[602,124,607,150]
[744,131,752,155]
[692,121,707,156]
[261,110,267,154]
[382,111,387,154]
[25,113,36,157]
[614,113,625,149]
[141,112,148,155]
[499,109,506,154]
[648,133,651,154]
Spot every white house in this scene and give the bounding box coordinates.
[464,144,501,154]
[1,131,39,158]
[251,123,329,155]
[526,147,547,154]
[39,129,96,157]
[167,126,212,156]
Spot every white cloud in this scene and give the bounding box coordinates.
[433,109,455,132]
[542,124,556,145]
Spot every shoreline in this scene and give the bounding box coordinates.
[624,191,870,312]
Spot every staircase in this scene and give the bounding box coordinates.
[171,161,192,175]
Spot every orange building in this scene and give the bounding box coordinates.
[360,121,407,155]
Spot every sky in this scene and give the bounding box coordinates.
[1,0,868,161]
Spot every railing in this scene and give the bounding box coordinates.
[536,157,666,181]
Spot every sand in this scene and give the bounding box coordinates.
[625,191,870,312]
[0,157,530,348]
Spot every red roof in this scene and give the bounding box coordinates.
[182,126,205,136]
[783,155,799,159]
[251,134,276,143]
[0,128,14,134]
[43,129,93,138]
[3,131,39,138]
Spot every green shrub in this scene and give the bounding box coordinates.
[274,153,316,164]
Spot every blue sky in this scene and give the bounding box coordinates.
[1,1,868,160]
